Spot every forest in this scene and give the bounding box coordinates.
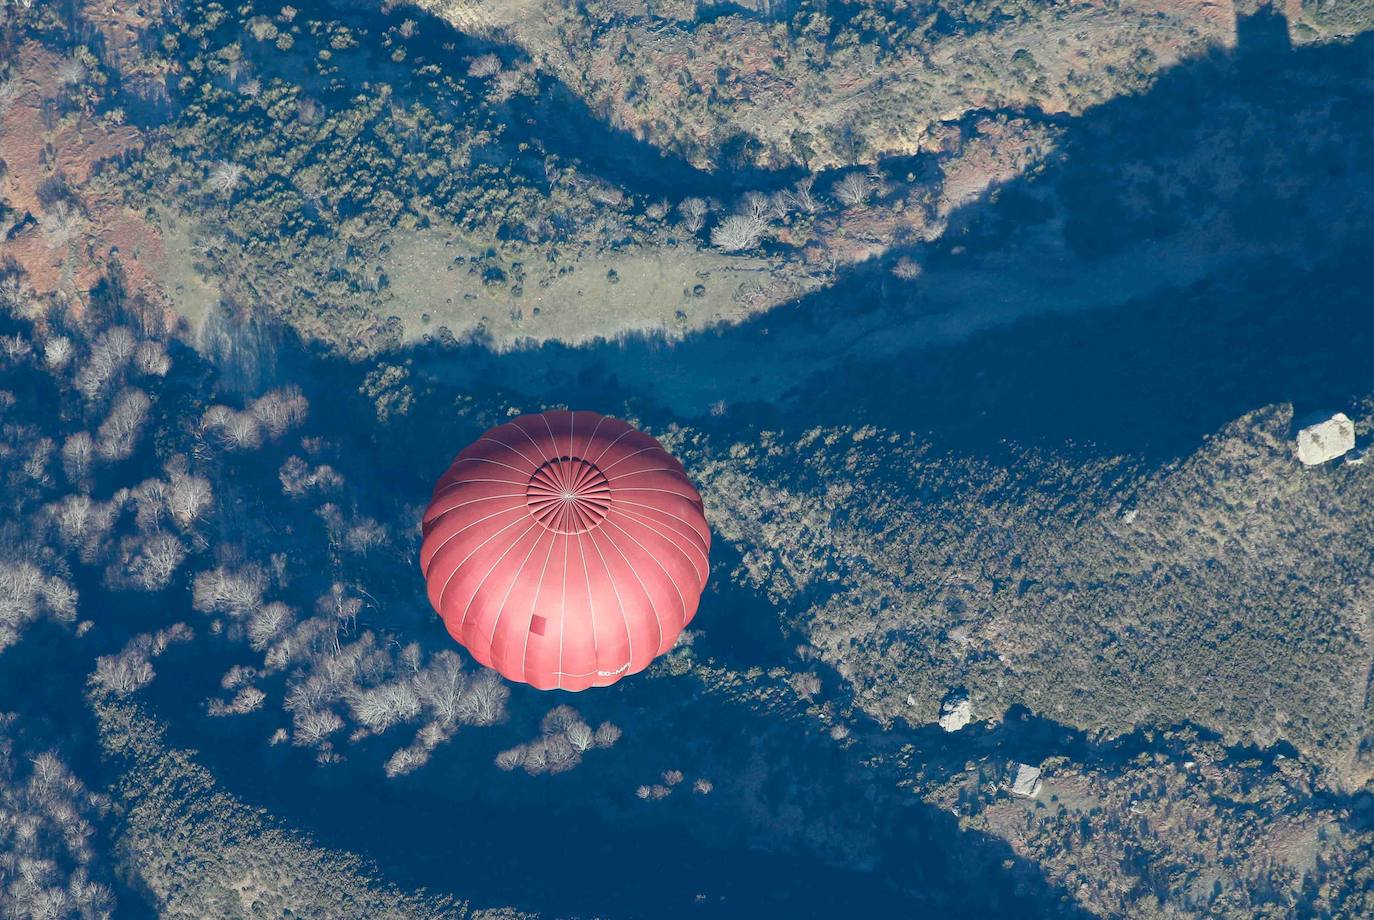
[5,0,1374,917]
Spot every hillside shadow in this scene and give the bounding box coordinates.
[412,11,1374,468]
[778,11,1374,458]
[785,11,1374,453]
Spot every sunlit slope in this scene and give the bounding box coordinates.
[409,0,1237,171]
[681,404,1374,788]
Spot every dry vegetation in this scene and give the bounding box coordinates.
[92,688,515,919]
[0,714,117,920]
[919,732,1374,918]
[674,404,1374,787]
[410,0,1236,172]
[0,42,167,313]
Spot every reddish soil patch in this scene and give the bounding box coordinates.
[1,42,167,315]
[81,0,168,72]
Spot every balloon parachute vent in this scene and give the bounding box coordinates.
[526,456,612,534]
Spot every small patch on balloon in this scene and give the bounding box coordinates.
[529,615,547,636]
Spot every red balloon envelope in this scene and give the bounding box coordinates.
[421,411,711,690]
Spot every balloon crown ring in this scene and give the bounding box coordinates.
[525,456,612,534]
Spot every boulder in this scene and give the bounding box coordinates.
[1297,412,1355,466]
[938,695,973,732]
[1011,763,1043,798]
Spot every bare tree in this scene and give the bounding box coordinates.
[832,171,872,208]
[345,518,388,556]
[57,57,87,85]
[0,334,32,365]
[0,563,47,652]
[74,327,136,401]
[565,721,594,752]
[247,602,294,651]
[791,671,822,699]
[292,709,343,746]
[467,53,501,78]
[349,682,421,734]
[250,386,309,437]
[167,472,213,529]
[741,190,769,220]
[457,670,508,726]
[134,341,170,377]
[209,161,246,196]
[224,686,267,714]
[891,257,922,280]
[127,532,187,590]
[41,337,72,371]
[216,411,263,450]
[192,566,266,617]
[678,197,709,234]
[788,176,819,213]
[541,704,581,735]
[131,478,169,531]
[317,582,362,635]
[280,457,343,497]
[710,213,765,252]
[766,190,791,222]
[95,388,151,462]
[521,741,548,774]
[414,651,467,725]
[23,437,53,485]
[60,432,94,483]
[39,578,77,623]
[542,734,578,773]
[495,745,526,771]
[594,721,622,748]
[384,746,424,778]
[53,494,117,555]
[93,651,154,695]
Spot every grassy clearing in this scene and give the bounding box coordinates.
[382,229,803,348]
[154,213,222,338]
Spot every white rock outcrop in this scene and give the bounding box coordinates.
[1011,763,1043,798]
[1297,413,1355,466]
[938,696,973,732]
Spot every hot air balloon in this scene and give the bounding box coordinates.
[420,411,710,690]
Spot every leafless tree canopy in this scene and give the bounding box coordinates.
[677,197,709,233]
[209,161,246,195]
[74,327,136,401]
[891,257,923,280]
[42,336,73,371]
[832,171,872,208]
[60,432,94,483]
[467,54,501,78]
[710,212,766,252]
[192,566,267,618]
[0,717,117,920]
[0,563,78,654]
[95,388,151,462]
